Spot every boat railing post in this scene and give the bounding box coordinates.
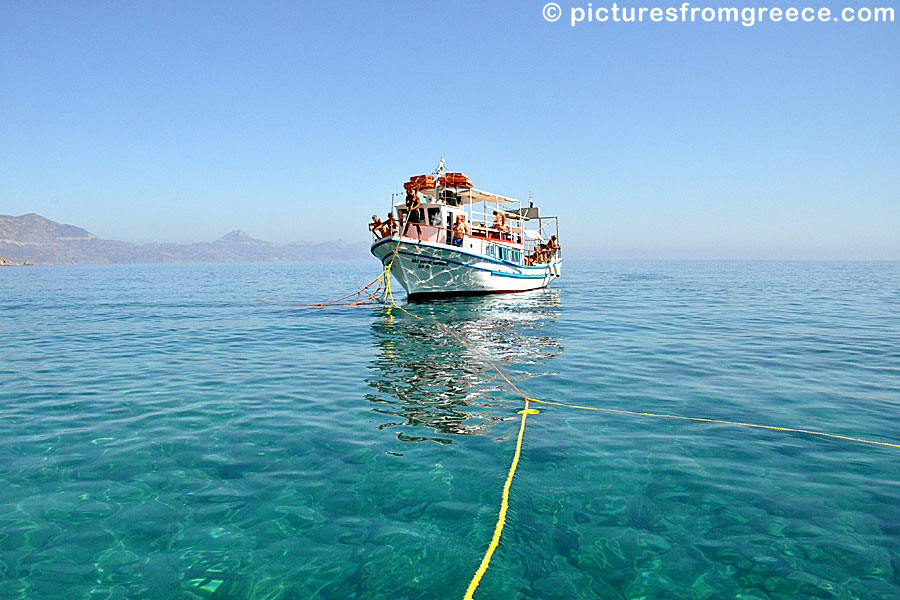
[555,217,560,258]
[518,195,523,250]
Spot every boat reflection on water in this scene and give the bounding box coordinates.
[366,289,562,443]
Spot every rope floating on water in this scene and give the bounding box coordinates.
[462,402,538,600]
[291,270,386,307]
[528,398,900,449]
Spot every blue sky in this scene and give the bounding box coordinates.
[2,1,897,258]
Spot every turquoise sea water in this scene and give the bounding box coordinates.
[1,260,899,599]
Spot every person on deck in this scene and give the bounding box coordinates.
[532,243,549,264]
[547,235,560,256]
[451,215,469,247]
[386,213,398,236]
[368,215,385,238]
[492,210,509,234]
[403,189,423,240]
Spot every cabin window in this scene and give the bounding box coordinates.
[427,207,441,227]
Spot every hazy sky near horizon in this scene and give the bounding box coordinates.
[2,1,898,258]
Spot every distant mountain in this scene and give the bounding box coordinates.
[0,214,369,265]
[215,229,272,245]
[0,212,95,243]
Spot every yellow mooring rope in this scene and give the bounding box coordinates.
[463,400,540,600]
[379,202,416,309]
[528,398,900,449]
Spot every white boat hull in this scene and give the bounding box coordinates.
[371,237,561,299]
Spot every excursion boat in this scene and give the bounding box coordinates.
[369,160,561,299]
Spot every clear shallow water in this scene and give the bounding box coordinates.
[1,260,899,600]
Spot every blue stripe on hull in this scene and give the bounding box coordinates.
[375,247,552,280]
[370,237,555,272]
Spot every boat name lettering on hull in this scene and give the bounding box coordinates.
[411,257,449,268]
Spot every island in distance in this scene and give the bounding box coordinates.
[0,213,368,265]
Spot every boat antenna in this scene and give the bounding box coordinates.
[435,157,445,176]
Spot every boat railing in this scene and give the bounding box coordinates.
[371,224,446,244]
[467,207,525,246]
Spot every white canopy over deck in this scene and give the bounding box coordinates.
[457,188,519,205]
[414,187,519,206]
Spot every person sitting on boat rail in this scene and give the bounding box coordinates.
[530,243,550,265]
[368,215,386,238]
[541,244,553,263]
[451,215,469,247]
[547,235,560,256]
[403,189,423,240]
